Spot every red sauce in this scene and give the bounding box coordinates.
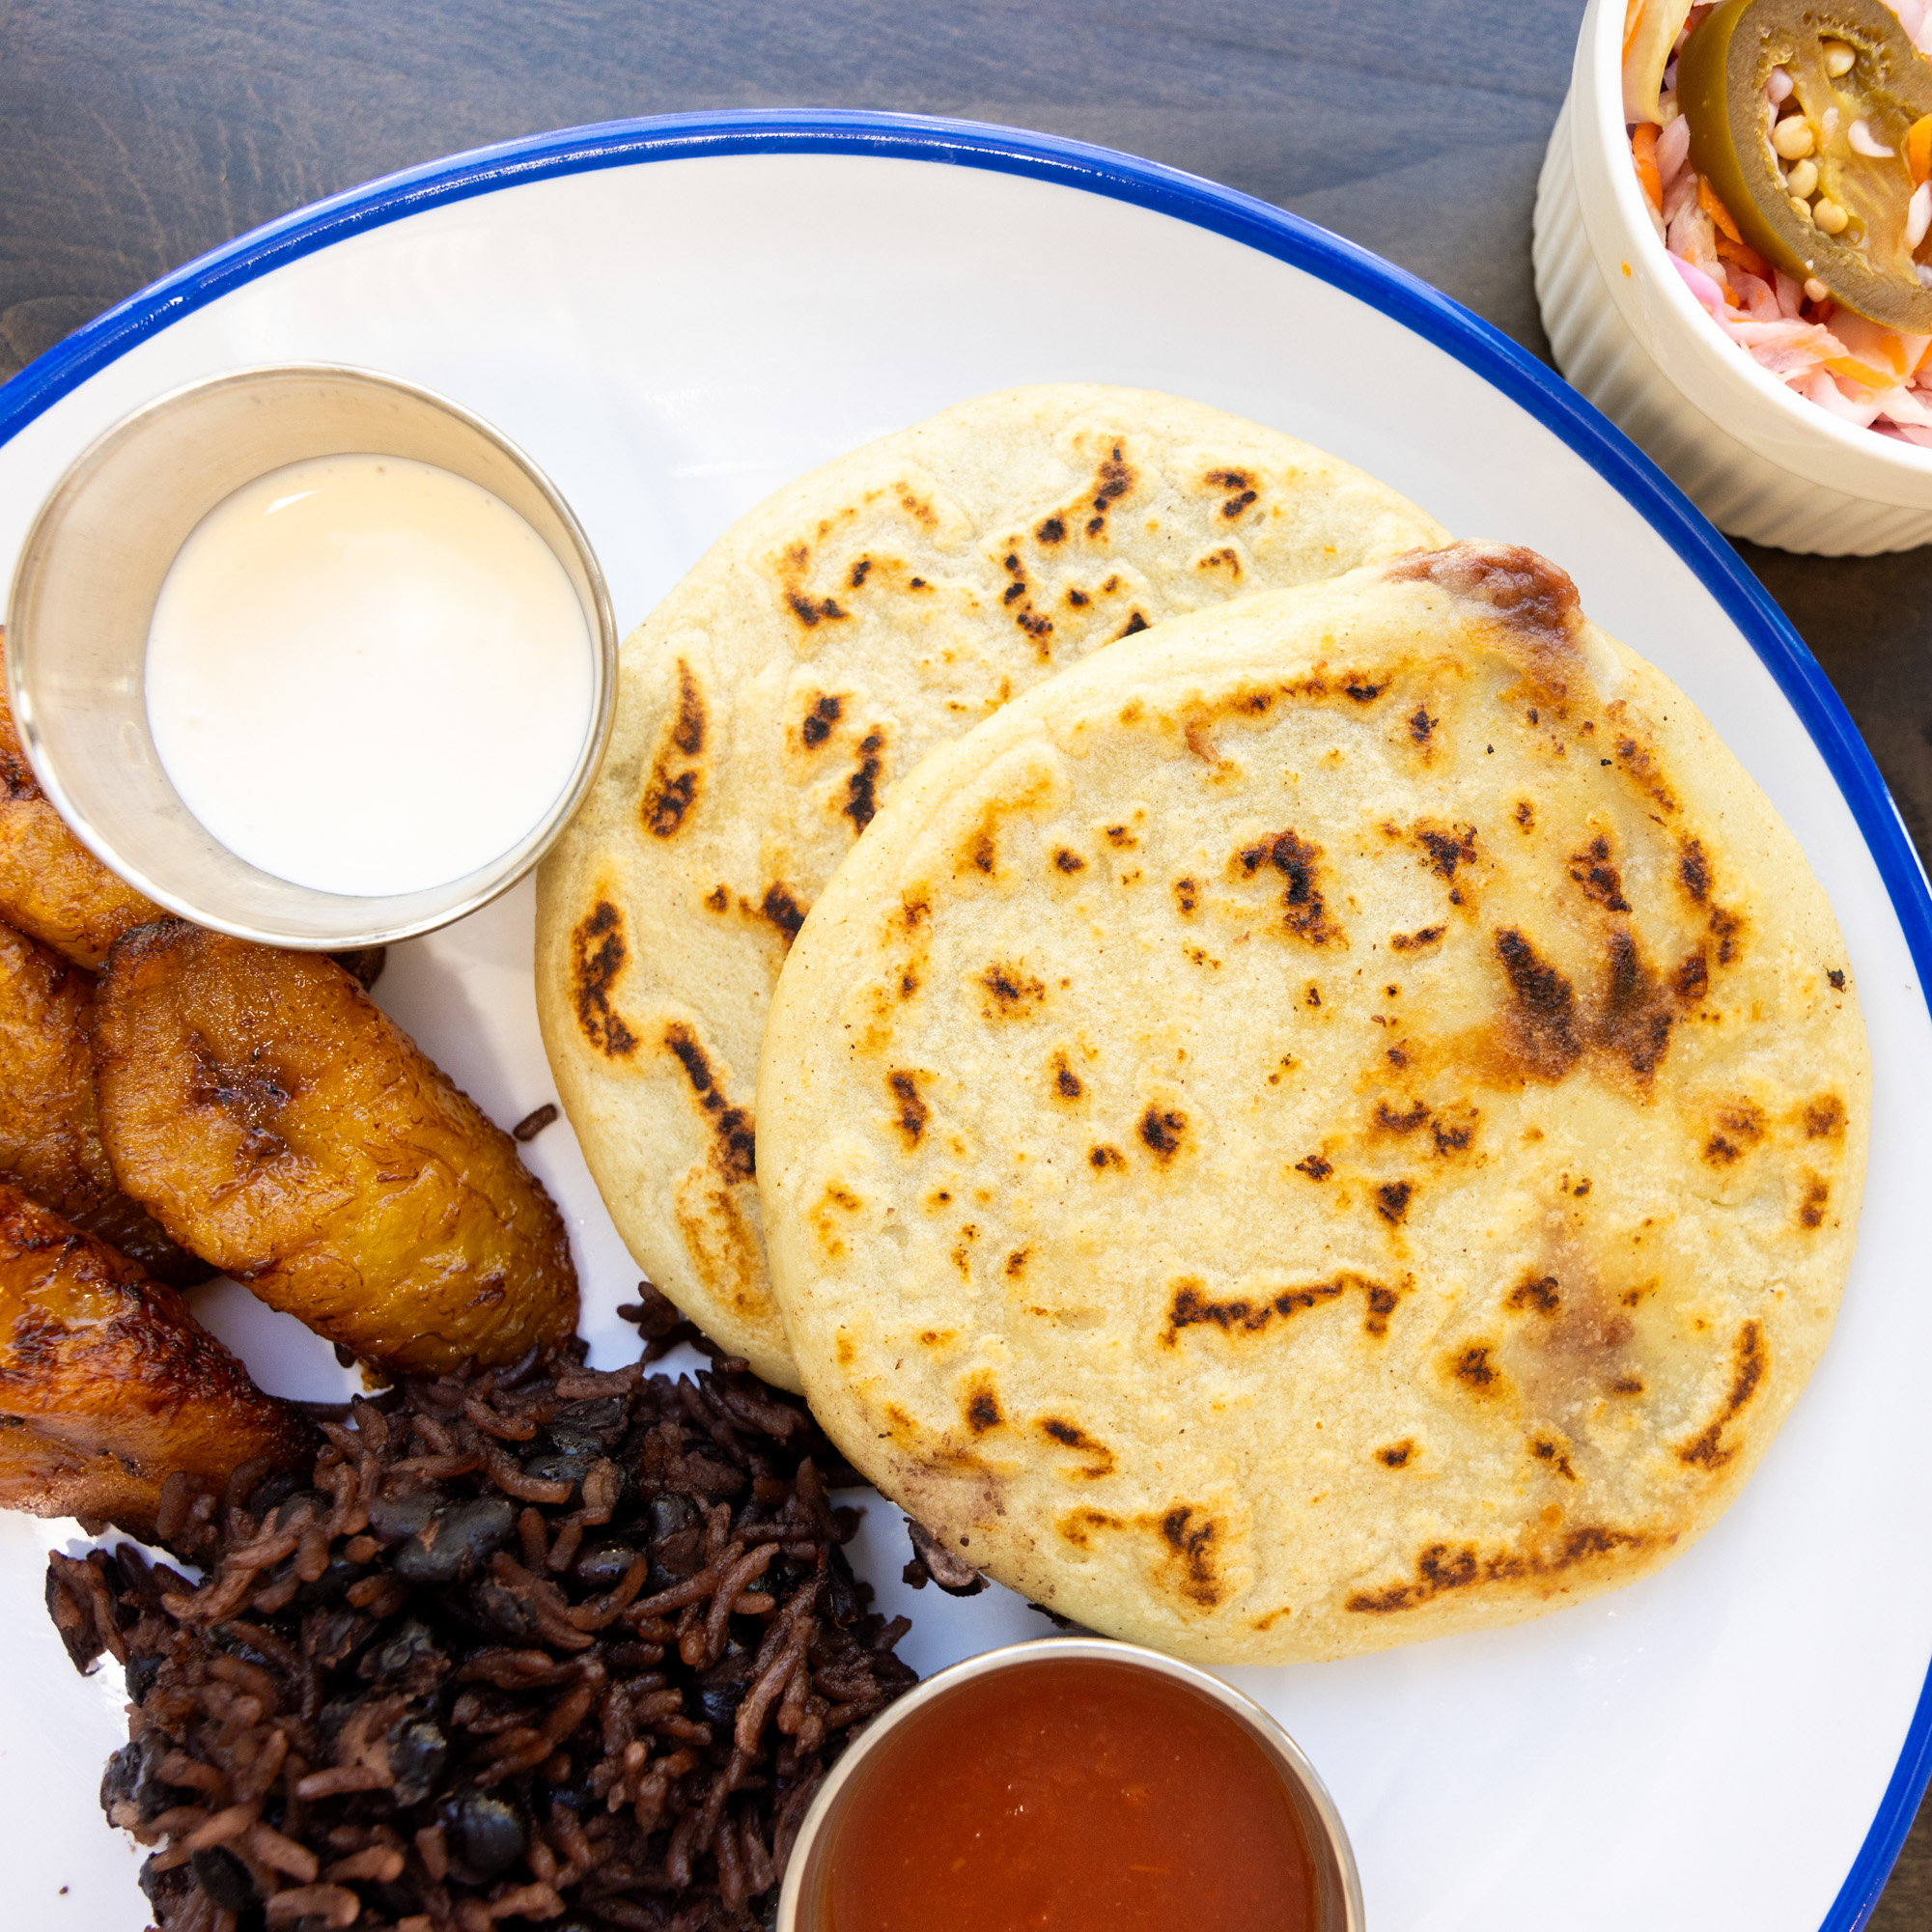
[822,1657,1318,1932]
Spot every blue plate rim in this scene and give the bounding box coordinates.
[0,106,1922,1931]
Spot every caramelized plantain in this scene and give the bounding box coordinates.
[95,923,578,1374]
[0,629,166,968]
[0,1184,312,1539]
[0,917,211,1287]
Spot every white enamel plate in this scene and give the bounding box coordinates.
[0,113,1925,1932]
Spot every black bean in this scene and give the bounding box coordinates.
[473,1580,537,1643]
[364,1617,445,1685]
[521,1450,593,1496]
[392,1498,516,1585]
[647,1493,698,1541]
[443,1791,525,1879]
[552,1396,626,1436]
[244,1469,306,1521]
[123,1653,161,1701]
[308,1608,371,1670]
[386,1717,448,1806]
[366,1485,444,1544]
[542,1425,607,1459]
[293,1554,366,1608]
[573,1540,642,1587]
[190,1846,253,1912]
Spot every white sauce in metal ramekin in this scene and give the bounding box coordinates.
[146,454,593,897]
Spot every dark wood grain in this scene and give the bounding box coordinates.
[1,2,1926,1921]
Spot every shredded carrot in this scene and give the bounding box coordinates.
[1824,354,1893,388]
[1909,114,1932,187]
[1633,124,1663,212]
[1715,231,1772,280]
[1697,174,1744,244]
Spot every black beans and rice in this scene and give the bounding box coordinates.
[45,1298,916,1931]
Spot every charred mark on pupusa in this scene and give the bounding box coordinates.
[978,964,1047,1018]
[1164,1274,1400,1344]
[1346,1525,1653,1614]
[1568,836,1631,913]
[887,1072,928,1148]
[662,1023,755,1183]
[799,692,843,747]
[1237,829,1335,943]
[843,731,885,834]
[1677,1322,1766,1470]
[1138,1106,1187,1161]
[570,901,636,1057]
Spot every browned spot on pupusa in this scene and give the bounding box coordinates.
[999,549,1054,656]
[1377,1440,1416,1469]
[1203,467,1259,519]
[1345,1523,1656,1613]
[1155,1504,1224,1608]
[1038,1417,1115,1478]
[1802,1094,1846,1139]
[1390,925,1444,952]
[1084,443,1136,539]
[809,1183,862,1262]
[1447,1342,1505,1398]
[1235,829,1338,944]
[641,659,708,838]
[1138,1105,1187,1161]
[1053,848,1086,875]
[1431,1103,1479,1156]
[1385,543,1584,709]
[964,1379,1004,1435]
[1677,1322,1767,1470]
[1797,1175,1831,1229]
[570,901,637,1056]
[798,691,843,749]
[745,882,807,946]
[978,963,1046,1019]
[1163,1273,1402,1344]
[661,1023,755,1183]
[1528,1434,1578,1480]
[1088,1144,1126,1170]
[887,1072,928,1147]
[1505,1274,1561,1314]
[1702,1102,1765,1165]
[1492,927,1678,1085]
[1173,877,1199,915]
[1376,1181,1414,1223]
[1050,1051,1083,1101]
[1196,546,1243,578]
[1415,824,1477,883]
[1373,1099,1431,1137]
[1568,835,1631,913]
[843,729,885,834]
[1676,838,1745,966]
[1409,705,1438,746]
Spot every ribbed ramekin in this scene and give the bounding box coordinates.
[1533,0,1932,554]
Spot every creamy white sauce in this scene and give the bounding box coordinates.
[147,454,593,898]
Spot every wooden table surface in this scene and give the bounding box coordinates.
[1,0,1925,1922]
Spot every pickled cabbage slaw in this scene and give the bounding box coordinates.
[1625,0,1932,441]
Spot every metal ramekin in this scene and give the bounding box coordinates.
[775,1637,1365,1932]
[5,363,618,948]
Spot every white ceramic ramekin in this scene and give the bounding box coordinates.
[1534,0,1932,553]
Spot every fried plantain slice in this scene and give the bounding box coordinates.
[0,917,211,1287]
[0,628,167,969]
[0,1184,313,1540]
[95,923,579,1374]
